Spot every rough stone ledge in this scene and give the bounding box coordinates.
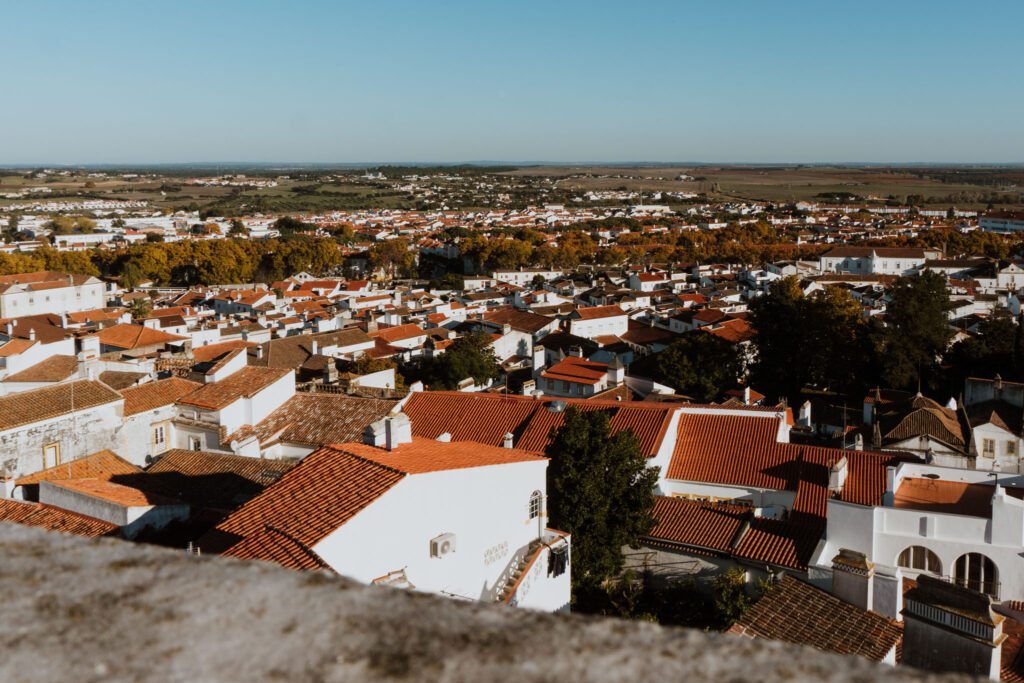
[0,523,968,682]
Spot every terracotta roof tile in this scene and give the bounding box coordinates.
[729,575,902,661]
[16,450,142,486]
[329,436,545,474]
[226,393,399,447]
[95,323,188,350]
[199,445,406,556]
[177,367,290,411]
[0,380,122,432]
[0,499,118,538]
[48,478,178,507]
[646,495,750,553]
[120,377,203,416]
[2,355,77,383]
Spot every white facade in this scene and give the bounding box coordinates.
[0,276,105,318]
[568,313,628,339]
[311,460,570,611]
[812,462,1024,602]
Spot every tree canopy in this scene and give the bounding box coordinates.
[656,332,743,402]
[546,407,659,591]
[414,330,501,390]
[881,270,954,391]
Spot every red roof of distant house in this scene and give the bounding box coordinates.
[95,323,188,350]
[402,391,675,457]
[541,356,609,385]
[573,305,626,320]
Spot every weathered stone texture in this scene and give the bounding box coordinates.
[0,523,967,682]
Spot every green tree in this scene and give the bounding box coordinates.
[416,330,500,389]
[229,219,247,236]
[49,216,75,234]
[367,239,414,280]
[882,270,954,390]
[657,332,742,402]
[127,297,151,319]
[546,407,660,590]
[712,568,753,628]
[74,216,96,233]
[750,276,871,403]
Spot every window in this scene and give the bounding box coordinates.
[954,553,999,598]
[576,384,584,395]
[897,546,942,575]
[152,423,168,453]
[528,490,542,520]
[983,438,996,457]
[43,443,61,469]
[1008,441,1018,457]
[562,381,570,393]
[546,379,554,390]
[189,436,202,451]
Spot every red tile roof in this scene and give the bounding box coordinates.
[177,366,291,410]
[120,377,202,416]
[1,354,78,383]
[402,391,675,457]
[16,450,142,486]
[573,305,626,320]
[199,445,406,557]
[540,356,608,385]
[667,413,901,521]
[95,323,188,350]
[329,437,545,474]
[48,478,179,507]
[732,517,824,570]
[0,380,122,432]
[728,575,902,661]
[0,499,118,538]
[225,393,399,448]
[647,495,750,553]
[192,340,258,363]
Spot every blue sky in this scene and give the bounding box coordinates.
[1,1,1022,164]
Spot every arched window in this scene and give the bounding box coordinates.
[953,553,999,598]
[529,490,542,520]
[897,546,942,575]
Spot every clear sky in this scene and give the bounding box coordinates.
[2,0,1022,164]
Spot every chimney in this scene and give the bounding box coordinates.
[311,339,319,356]
[4,322,12,337]
[28,328,35,341]
[363,419,387,448]
[532,344,545,371]
[831,549,874,612]
[256,345,264,359]
[799,400,812,427]
[828,456,849,494]
[503,432,514,449]
[384,413,412,451]
[608,356,624,386]
[901,575,1005,679]
[569,345,583,358]
[743,385,751,405]
[437,432,452,443]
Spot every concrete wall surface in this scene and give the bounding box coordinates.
[0,523,966,683]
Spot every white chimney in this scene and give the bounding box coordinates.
[28,328,35,341]
[831,548,874,612]
[743,385,751,405]
[607,356,624,386]
[363,419,386,447]
[256,345,264,359]
[384,413,413,451]
[532,344,546,371]
[437,432,452,443]
[503,432,514,449]
[311,339,319,355]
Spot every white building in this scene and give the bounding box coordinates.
[812,461,1024,603]
[819,247,940,276]
[0,271,105,318]
[205,414,571,612]
[980,211,1024,234]
[567,305,629,339]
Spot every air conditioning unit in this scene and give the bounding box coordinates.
[430,533,456,558]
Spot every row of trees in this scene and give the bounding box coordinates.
[656,271,1015,406]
